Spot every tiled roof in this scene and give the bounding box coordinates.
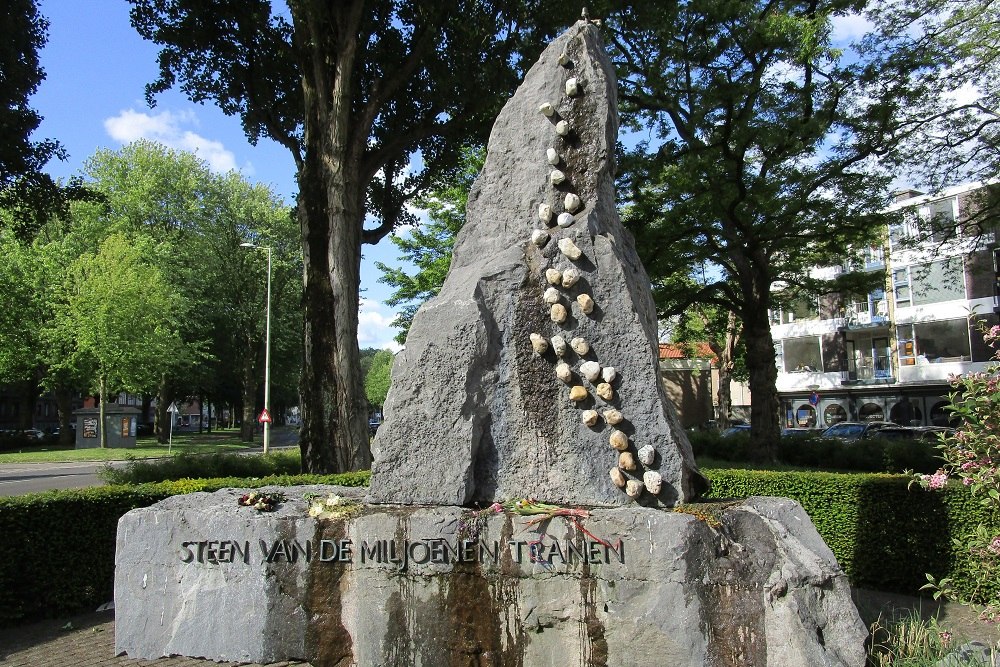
[658,343,717,363]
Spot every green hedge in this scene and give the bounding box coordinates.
[704,469,1000,600]
[689,431,943,473]
[0,472,369,625]
[3,468,997,626]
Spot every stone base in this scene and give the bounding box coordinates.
[115,487,867,666]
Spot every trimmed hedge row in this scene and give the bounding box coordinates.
[690,431,942,473]
[704,469,1000,600]
[0,472,369,625]
[2,468,997,626]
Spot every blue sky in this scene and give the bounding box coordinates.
[33,0,408,351]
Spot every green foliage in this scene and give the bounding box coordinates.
[0,471,370,625]
[867,612,969,667]
[377,147,484,344]
[600,0,934,452]
[98,450,304,485]
[60,233,182,396]
[912,322,1000,622]
[704,469,1000,600]
[363,349,394,410]
[690,431,943,474]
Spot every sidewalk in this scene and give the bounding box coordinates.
[2,589,996,666]
[0,610,311,667]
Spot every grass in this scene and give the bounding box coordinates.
[867,611,993,666]
[0,429,252,464]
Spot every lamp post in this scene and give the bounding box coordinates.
[241,242,272,454]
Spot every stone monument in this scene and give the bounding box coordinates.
[367,13,703,509]
[115,18,868,666]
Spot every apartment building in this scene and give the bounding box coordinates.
[770,183,998,429]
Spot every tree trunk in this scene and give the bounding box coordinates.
[240,355,256,442]
[54,385,74,447]
[713,311,741,430]
[16,378,39,431]
[99,374,107,449]
[295,4,372,474]
[743,305,780,461]
[156,374,174,444]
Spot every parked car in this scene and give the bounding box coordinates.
[720,424,751,437]
[781,427,822,438]
[368,418,382,437]
[20,429,45,440]
[819,421,896,441]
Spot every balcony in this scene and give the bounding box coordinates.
[841,312,890,331]
[840,355,894,385]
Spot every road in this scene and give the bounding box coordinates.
[0,428,300,497]
[0,460,117,496]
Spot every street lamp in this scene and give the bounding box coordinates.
[241,242,272,454]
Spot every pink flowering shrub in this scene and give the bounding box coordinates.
[913,320,1000,623]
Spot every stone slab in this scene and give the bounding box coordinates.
[115,486,867,666]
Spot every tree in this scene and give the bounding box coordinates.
[0,0,99,239]
[56,234,182,447]
[602,0,932,459]
[669,292,745,431]
[377,147,482,344]
[127,0,541,473]
[363,349,394,413]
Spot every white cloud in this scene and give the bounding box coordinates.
[104,108,245,174]
[831,13,874,43]
[357,298,403,352]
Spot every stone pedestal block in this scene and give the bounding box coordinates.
[115,487,866,666]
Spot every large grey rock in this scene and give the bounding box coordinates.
[369,20,703,508]
[115,487,867,666]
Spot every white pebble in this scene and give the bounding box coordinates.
[539,102,555,117]
[643,470,663,495]
[564,193,581,213]
[580,361,601,383]
[557,212,575,228]
[556,120,570,136]
[558,238,582,260]
[538,203,553,224]
[637,445,655,466]
[551,336,567,357]
[601,366,617,383]
[561,268,581,288]
[550,169,566,185]
[546,147,560,165]
[531,229,549,247]
[565,78,580,97]
[545,268,562,285]
[543,287,561,304]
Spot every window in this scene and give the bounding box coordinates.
[859,403,885,422]
[910,259,965,305]
[919,198,956,243]
[893,268,911,308]
[782,337,822,373]
[823,404,847,425]
[896,327,916,366]
[899,319,972,362]
[795,405,817,427]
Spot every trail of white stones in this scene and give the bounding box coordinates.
[527,35,663,501]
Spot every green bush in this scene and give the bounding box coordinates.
[0,471,370,625]
[704,469,1000,600]
[99,450,304,484]
[689,430,942,474]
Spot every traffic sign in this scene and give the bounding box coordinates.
[258,408,272,424]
